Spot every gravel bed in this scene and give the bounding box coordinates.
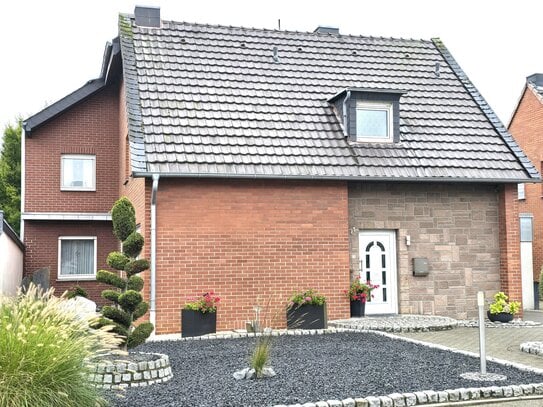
[107,332,543,406]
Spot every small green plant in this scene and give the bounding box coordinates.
[489,291,521,315]
[65,285,89,299]
[248,297,281,379]
[251,335,272,378]
[183,292,220,313]
[0,283,121,407]
[288,288,326,308]
[96,197,153,350]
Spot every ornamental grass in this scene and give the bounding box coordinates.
[0,284,122,407]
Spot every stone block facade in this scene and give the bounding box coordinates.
[348,182,501,320]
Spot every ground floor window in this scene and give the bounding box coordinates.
[58,236,97,280]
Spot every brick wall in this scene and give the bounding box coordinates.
[498,183,522,307]
[152,179,350,334]
[23,221,118,305]
[348,182,501,320]
[25,85,120,213]
[508,86,543,281]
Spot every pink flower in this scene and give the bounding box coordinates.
[304,296,312,302]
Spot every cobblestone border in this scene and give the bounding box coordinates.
[151,328,543,406]
[88,352,173,389]
[458,319,542,328]
[521,342,543,356]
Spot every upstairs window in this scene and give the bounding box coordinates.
[61,155,96,191]
[356,101,393,142]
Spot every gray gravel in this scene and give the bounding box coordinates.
[108,332,543,407]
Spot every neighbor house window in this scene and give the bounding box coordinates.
[520,215,533,242]
[61,155,96,190]
[356,101,393,142]
[517,183,526,200]
[58,237,97,280]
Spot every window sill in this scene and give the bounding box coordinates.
[60,188,96,192]
[57,276,96,282]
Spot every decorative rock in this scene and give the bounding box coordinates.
[354,398,368,407]
[233,368,250,380]
[378,396,393,407]
[364,396,380,407]
[403,393,416,406]
[233,366,276,380]
[387,393,405,406]
[437,391,448,402]
[423,390,438,403]
[446,389,459,402]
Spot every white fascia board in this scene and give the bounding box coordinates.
[22,212,112,221]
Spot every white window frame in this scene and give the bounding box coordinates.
[60,154,96,191]
[517,183,526,200]
[57,236,97,281]
[355,101,393,143]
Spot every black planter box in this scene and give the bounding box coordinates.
[350,300,366,317]
[287,304,327,329]
[487,311,513,323]
[181,309,217,337]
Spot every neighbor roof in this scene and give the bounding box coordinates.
[119,15,538,182]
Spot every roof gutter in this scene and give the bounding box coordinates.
[150,174,160,333]
[132,171,540,184]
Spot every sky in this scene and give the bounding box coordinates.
[1,0,542,138]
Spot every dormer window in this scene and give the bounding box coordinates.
[356,101,393,142]
[328,87,405,144]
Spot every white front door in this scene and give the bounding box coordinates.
[359,230,398,314]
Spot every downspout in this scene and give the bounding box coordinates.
[20,126,26,241]
[342,90,351,137]
[150,174,160,332]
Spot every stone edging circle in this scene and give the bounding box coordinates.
[88,352,173,389]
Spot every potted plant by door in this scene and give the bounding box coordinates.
[344,278,379,317]
[181,292,220,337]
[487,291,520,323]
[286,289,327,329]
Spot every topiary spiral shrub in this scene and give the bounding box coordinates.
[95,197,154,350]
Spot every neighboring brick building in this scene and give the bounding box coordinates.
[508,74,543,308]
[22,7,539,334]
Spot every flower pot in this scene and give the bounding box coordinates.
[487,311,514,323]
[350,300,366,317]
[181,309,217,337]
[286,304,327,329]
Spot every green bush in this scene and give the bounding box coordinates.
[127,322,154,349]
[124,259,150,276]
[118,290,143,313]
[96,270,126,289]
[133,301,149,319]
[122,231,144,258]
[127,275,144,292]
[111,197,136,241]
[64,285,88,299]
[107,251,130,271]
[101,306,131,328]
[0,284,121,407]
[101,289,120,304]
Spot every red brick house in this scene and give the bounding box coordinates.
[508,74,543,309]
[22,7,539,334]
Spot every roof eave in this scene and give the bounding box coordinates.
[23,38,121,135]
[132,171,540,184]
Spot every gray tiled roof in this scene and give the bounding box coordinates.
[119,15,539,182]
